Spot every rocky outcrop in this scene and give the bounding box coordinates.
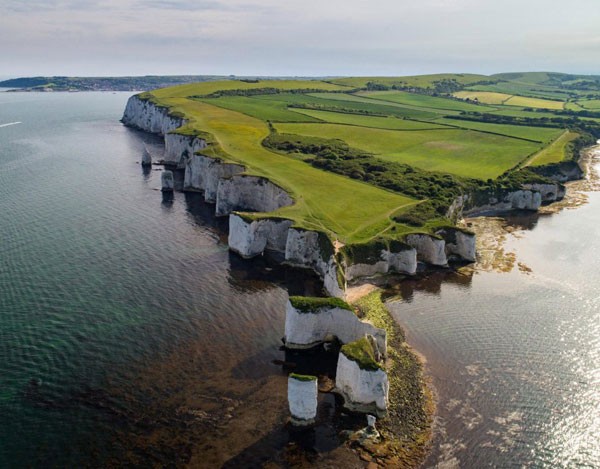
[284,228,345,298]
[216,175,293,217]
[164,133,206,168]
[340,241,417,281]
[288,374,318,425]
[141,147,152,167]
[335,343,389,417]
[522,183,566,203]
[436,228,476,262]
[284,298,386,355]
[228,214,293,258]
[405,234,448,266]
[183,154,245,201]
[122,95,183,136]
[161,171,174,192]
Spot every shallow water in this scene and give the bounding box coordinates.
[2,91,598,468]
[0,91,335,466]
[389,193,600,468]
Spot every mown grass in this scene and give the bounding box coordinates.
[453,90,513,105]
[357,90,496,113]
[576,99,600,110]
[150,95,417,243]
[528,130,580,166]
[436,118,563,142]
[274,122,540,180]
[289,108,449,130]
[503,95,564,110]
[194,95,322,122]
[308,92,443,119]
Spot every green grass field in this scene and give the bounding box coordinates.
[149,89,417,242]
[528,131,580,166]
[140,74,594,243]
[436,118,563,142]
[357,90,496,113]
[307,92,444,119]
[274,122,540,180]
[453,91,512,105]
[289,108,449,130]
[330,74,489,89]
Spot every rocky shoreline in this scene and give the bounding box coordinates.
[121,94,592,467]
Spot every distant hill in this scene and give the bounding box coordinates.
[0,75,335,92]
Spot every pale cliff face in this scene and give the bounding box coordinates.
[284,300,387,354]
[335,353,389,417]
[288,376,318,424]
[406,234,448,266]
[122,96,183,136]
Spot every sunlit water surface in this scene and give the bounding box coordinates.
[389,191,600,468]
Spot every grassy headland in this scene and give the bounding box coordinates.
[139,73,600,246]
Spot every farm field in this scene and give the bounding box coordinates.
[147,91,417,242]
[289,108,449,130]
[307,92,445,118]
[140,73,596,241]
[436,118,563,142]
[528,130,580,166]
[453,90,564,109]
[453,91,512,105]
[274,122,540,179]
[356,90,496,112]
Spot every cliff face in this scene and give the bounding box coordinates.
[122,95,479,298]
[184,154,244,201]
[463,181,566,216]
[406,234,448,266]
[284,300,387,354]
[122,95,183,136]
[164,133,206,168]
[288,375,318,425]
[216,175,293,216]
[335,352,389,417]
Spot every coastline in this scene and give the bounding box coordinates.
[388,142,600,467]
[119,91,597,466]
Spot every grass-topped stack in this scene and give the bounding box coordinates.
[284,296,386,354]
[336,337,389,417]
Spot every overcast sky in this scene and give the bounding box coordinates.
[1,0,599,77]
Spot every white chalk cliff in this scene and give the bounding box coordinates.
[122,94,482,298]
[335,352,389,417]
[284,300,387,355]
[288,375,318,425]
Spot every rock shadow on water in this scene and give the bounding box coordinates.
[385,269,474,303]
[226,251,323,296]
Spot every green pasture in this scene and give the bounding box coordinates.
[528,131,580,166]
[289,108,449,130]
[150,95,417,243]
[307,92,444,118]
[330,74,489,89]
[453,91,512,105]
[357,90,496,112]
[274,122,540,180]
[436,118,563,142]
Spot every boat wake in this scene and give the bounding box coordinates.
[0,121,22,128]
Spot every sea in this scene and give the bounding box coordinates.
[0,91,598,468]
